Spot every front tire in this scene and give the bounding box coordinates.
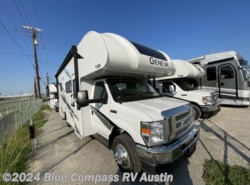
[192,104,201,120]
[112,134,142,173]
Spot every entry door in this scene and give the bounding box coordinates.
[218,64,237,99]
[90,81,111,139]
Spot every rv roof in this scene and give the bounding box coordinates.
[79,31,176,79]
[188,51,246,66]
[156,59,205,81]
[56,31,176,79]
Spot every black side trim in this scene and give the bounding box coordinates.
[207,57,234,65]
[73,47,79,102]
[220,95,250,101]
[90,105,115,130]
[219,91,237,95]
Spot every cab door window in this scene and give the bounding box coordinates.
[220,65,234,79]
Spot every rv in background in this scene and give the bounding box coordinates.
[154,60,220,120]
[55,31,199,173]
[46,84,59,111]
[188,51,250,106]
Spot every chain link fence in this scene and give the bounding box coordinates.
[0,98,43,145]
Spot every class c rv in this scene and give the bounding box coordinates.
[153,59,221,120]
[46,84,59,111]
[55,31,199,173]
[188,51,250,106]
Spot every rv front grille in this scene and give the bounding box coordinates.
[175,116,192,135]
[175,111,190,121]
[174,109,192,136]
[162,106,193,142]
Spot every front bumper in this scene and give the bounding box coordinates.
[136,125,200,173]
[200,101,221,113]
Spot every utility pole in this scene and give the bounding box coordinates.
[23,25,42,98]
[46,72,50,86]
[33,78,38,98]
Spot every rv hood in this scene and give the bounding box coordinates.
[122,97,189,121]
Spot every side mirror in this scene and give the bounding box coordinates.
[77,90,89,107]
[168,85,175,93]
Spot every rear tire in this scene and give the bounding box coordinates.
[192,104,201,120]
[112,134,142,173]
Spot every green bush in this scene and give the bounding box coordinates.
[203,159,250,185]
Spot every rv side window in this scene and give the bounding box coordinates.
[94,81,108,100]
[220,66,234,79]
[65,80,72,93]
[207,67,216,81]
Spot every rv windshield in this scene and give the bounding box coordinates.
[241,66,250,81]
[173,79,199,91]
[107,78,160,103]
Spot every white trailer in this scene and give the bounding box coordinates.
[154,59,221,120]
[188,51,250,106]
[55,31,199,173]
[46,84,59,111]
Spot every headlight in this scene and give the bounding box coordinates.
[202,96,212,104]
[141,120,164,146]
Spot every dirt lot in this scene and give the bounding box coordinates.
[28,106,250,185]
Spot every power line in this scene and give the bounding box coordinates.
[32,0,41,27]
[13,0,28,26]
[39,61,59,66]
[0,51,33,57]
[14,28,34,55]
[32,0,50,73]
[37,45,48,70]
[0,20,34,68]
[12,0,34,55]
[18,0,31,25]
[0,1,16,26]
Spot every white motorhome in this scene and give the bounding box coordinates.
[46,84,59,111]
[55,31,199,173]
[154,60,221,120]
[188,51,250,106]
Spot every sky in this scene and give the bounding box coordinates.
[0,0,250,96]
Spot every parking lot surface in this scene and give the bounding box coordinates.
[28,106,250,185]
